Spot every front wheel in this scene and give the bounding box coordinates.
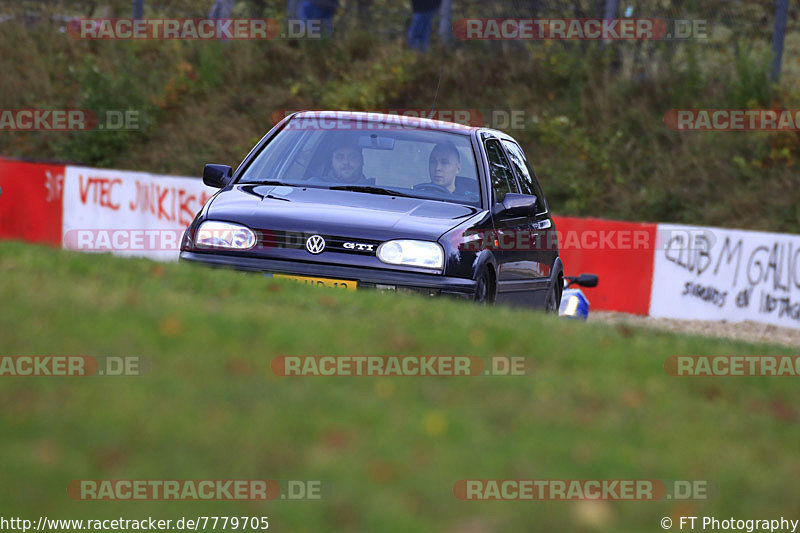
[474,269,495,305]
[544,282,561,313]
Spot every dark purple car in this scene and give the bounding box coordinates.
[180,111,562,309]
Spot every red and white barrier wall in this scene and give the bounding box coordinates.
[1,157,798,328]
[61,165,214,262]
[0,159,64,246]
[649,224,800,329]
[552,216,657,315]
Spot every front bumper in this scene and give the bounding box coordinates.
[179,251,477,298]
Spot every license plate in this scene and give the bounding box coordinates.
[272,274,357,290]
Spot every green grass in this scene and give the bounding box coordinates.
[1,241,799,532]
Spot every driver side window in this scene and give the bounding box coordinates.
[485,139,518,203]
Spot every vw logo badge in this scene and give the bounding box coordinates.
[305,235,326,254]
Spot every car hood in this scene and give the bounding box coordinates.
[206,184,480,241]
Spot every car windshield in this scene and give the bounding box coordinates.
[238,118,481,206]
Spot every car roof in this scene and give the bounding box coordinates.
[476,128,519,143]
[288,110,479,136]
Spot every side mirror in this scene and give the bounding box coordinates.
[203,164,233,188]
[496,193,537,216]
[567,273,599,288]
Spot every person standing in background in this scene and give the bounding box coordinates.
[298,0,339,36]
[407,0,442,53]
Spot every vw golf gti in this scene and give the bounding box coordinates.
[180,111,563,308]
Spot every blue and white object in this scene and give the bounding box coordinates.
[559,274,598,320]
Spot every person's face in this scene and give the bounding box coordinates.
[332,147,363,181]
[429,148,461,192]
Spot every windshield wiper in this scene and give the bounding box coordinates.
[238,179,284,186]
[329,185,413,198]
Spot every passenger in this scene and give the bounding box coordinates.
[328,142,372,184]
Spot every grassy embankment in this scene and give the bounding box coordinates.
[0,242,798,531]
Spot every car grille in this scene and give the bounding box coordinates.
[259,230,381,255]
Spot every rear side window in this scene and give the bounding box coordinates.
[502,140,547,213]
[485,139,518,203]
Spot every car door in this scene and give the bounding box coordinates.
[501,139,556,286]
[484,137,542,304]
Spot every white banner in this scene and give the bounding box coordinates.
[62,166,216,261]
[650,223,800,329]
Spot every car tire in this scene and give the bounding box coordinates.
[474,268,495,305]
[544,282,560,313]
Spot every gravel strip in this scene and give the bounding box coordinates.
[588,312,800,348]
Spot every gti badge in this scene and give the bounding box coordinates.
[343,242,375,252]
[305,235,326,254]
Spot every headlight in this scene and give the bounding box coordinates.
[195,221,256,250]
[377,240,444,270]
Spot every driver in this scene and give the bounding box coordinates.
[428,142,462,193]
[328,142,372,184]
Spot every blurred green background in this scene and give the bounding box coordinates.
[1,0,800,231]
